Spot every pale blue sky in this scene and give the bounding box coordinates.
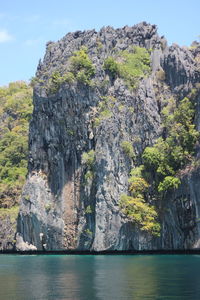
[0,0,200,86]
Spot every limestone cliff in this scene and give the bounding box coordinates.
[16,22,200,251]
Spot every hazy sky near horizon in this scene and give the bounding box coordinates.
[0,0,200,86]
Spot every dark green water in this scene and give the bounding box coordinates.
[0,255,200,300]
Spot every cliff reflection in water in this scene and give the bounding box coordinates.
[0,255,200,300]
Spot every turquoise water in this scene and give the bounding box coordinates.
[0,255,200,299]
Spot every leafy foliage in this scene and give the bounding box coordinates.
[104,46,151,89]
[48,47,96,93]
[0,206,19,223]
[48,71,75,94]
[117,47,151,89]
[84,170,94,182]
[82,150,95,167]
[142,97,199,192]
[93,96,114,127]
[85,205,92,214]
[103,57,119,78]
[119,166,160,236]
[129,176,149,195]
[69,46,95,85]
[120,194,160,235]
[82,150,95,183]
[158,176,181,193]
[0,81,33,208]
[120,96,198,235]
[121,141,135,160]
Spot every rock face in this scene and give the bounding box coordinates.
[16,22,200,251]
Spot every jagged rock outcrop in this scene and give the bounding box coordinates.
[16,22,200,251]
[0,213,17,250]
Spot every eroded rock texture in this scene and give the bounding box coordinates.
[16,22,200,251]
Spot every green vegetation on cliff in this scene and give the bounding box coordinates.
[47,46,96,94]
[120,96,199,235]
[120,166,160,236]
[82,149,95,182]
[48,71,75,94]
[93,96,115,127]
[0,81,33,208]
[142,97,199,193]
[69,46,95,85]
[104,46,151,88]
[121,141,136,160]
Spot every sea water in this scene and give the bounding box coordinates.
[0,254,200,299]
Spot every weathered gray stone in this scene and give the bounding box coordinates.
[15,233,37,251]
[16,23,200,251]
